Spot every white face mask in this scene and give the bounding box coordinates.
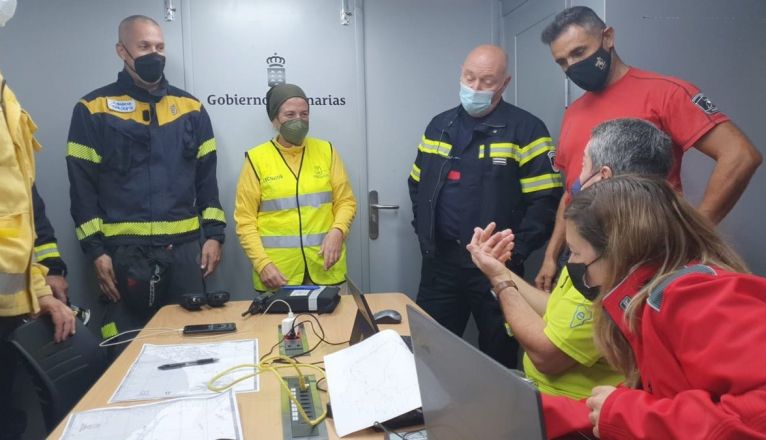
[0,0,16,27]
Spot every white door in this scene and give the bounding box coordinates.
[182,0,365,297]
[362,0,499,296]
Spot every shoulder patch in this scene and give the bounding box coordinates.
[647,264,717,311]
[569,304,593,328]
[106,98,136,113]
[691,93,719,115]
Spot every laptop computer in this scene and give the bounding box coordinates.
[407,305,547,440]
[346,277,380,345]
[346,277,413,350]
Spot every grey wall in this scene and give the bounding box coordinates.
[0,0,504,318]
[502,0,766,275]
[0,0,368,316]
[604,0,766,275]
[1,0,763,323]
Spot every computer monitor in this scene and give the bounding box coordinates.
[407,305,547,440]
[346,277,379,345]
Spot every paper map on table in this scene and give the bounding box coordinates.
[111,339,258,402]
[60,389,243,440]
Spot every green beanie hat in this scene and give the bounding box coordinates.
[266,83,308,121]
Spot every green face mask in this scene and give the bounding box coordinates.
[279,119,309,146]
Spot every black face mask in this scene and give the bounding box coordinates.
[565,45,611,92]
[123,46,166,84]
[566,257,601,301]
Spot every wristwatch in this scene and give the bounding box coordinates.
[492,279,518,296]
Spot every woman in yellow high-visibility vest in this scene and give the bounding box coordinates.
[234,84,356,291]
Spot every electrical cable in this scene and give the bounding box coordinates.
[261,298,293,316]
[207,355,328,427]
[99,327,180,347]
[373,422,425,440]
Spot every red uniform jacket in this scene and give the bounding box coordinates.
[543,265,766,439]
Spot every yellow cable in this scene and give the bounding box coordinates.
[206,357,328,427]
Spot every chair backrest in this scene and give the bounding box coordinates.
[9,315,107,432]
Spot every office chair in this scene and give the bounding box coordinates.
[9,315,107,432]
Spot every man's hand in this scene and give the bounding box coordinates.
[36,295,76,343]
[94,254,120,302]
[535,257,558,293]
[259,263,288,290]
[466,222,515,285]
[586,385,617,439]
[200,239,222,278]
[46,275,69,303]
[318,228,344,270]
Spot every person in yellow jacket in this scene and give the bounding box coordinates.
[0,53,76,440]
[235,84,356,291]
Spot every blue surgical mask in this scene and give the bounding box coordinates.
[459,83,495,117]
[571,179,583,196]
[571,170,600,195]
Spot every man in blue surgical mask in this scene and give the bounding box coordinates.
[407,44,563,368]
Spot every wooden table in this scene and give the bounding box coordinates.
[49,293,422,439]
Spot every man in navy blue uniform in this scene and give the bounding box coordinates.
[408,45,562,367]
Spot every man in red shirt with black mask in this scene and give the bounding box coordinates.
[534,6,762,292]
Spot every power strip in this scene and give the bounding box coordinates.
[280,375,328,439]
[278,323,308,357]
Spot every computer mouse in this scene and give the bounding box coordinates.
[373,309,402,324]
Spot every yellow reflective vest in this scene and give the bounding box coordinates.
[0,73,52,317]
[243,138,347,290]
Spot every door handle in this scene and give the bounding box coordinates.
[369,190,399,240]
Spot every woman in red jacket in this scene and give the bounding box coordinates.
[561,175,766,439]
[473,175,766,439]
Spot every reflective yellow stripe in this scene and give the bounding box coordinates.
[418,135,452,158]
[197,138,217,159]
[409,163,421,182]
[517,137,555,166]
[261,233,327,248]
[486,143,520,160]
[483,137,555,166]
[67,142,102,164]
[0,272,27,295]
[202,207,226,223]
[520,173,563,193]
[76,217,202,239]
[76,217,103,240]
[259,192,332,213]
[102,217,200,237]
[34,243,61,262]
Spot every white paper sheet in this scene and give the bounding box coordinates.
[111,339,258,402]
[324,329,422,437]
[60,389,243,440]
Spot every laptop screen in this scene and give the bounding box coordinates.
[407,305,547,440]
[346,277,379,344]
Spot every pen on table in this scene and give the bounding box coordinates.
[157,357,219,370]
